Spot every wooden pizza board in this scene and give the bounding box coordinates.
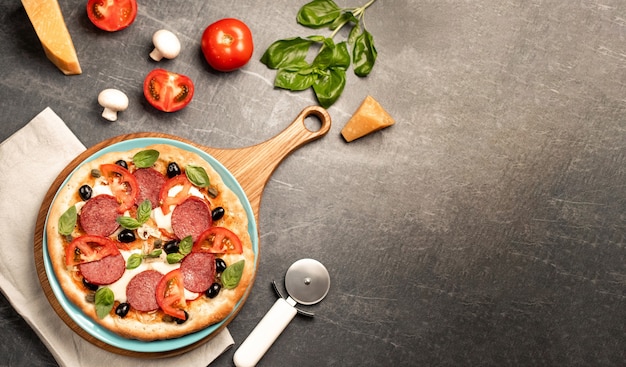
[33,106,331,358]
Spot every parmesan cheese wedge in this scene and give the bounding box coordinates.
[22,0,82,75]
[341,95,395,142]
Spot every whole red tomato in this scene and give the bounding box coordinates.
[201,18,253,72]
[86,0,137,32]
[143,69,194,112]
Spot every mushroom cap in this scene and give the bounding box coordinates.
[98,88,129,111]
[151,29,181,60]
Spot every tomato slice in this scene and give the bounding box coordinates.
[86,0,137,32]
[100,164,139,213]
[143,69,194,112]
[158,174,193,215]
[156,269,187,320]
[193,227,243,254]
[65,235,121,266]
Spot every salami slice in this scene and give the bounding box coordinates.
[181,252,216,293]
[126,270,163,312]
[79,194,120,236]
[79,253,125,285]
[171,197,212,242]
[133,168,166,209]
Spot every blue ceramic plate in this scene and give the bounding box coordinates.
[42,137,258,353]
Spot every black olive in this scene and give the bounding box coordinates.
[78,185,92,201]
[118,229,135,243]
[82,278,98,291]
[211,207,225,221]
[115,160,128,169]
[175,311,189,324]
[163,240,180,254]
[215,258,227,274]
[205,283,221,299]
[115,303,130,318]
[167,162,181,178]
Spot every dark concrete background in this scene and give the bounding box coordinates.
[1,0,624,366]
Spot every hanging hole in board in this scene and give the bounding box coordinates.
[304,113,323,133]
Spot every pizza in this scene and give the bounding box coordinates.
[46,143,255,341]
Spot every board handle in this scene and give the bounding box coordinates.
[203,105,332,222]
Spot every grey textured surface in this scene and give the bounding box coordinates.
[1,0,625,366]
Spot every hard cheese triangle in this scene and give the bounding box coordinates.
[22,0,82,75]
[341,95,395,142]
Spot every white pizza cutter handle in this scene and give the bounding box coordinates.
[233,297,298,367]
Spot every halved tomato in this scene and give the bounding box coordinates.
[143,69,194,112]
[65,235,121,266]
[158,174,193,215]
[100,163,139,213]
[86,0,137,32]
[193,227,243,254]
[156,269,187,320]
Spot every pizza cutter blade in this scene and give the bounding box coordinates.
[233,259,330,367]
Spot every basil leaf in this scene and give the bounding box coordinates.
[166,252,185,264]
[146,249,162,258]
[185,165,210,188]
[329,11,358,30]
[313,39,350,70]
[179,236,193,255]
[221,260,245,289]
[116,216,142,230]
[313,67,346,108]
[133,149,159,168]
[348,24,361,45]
[261,37,314,69]
[136,199,152,224]
[95,287,114,319]
[58,205,77,236]
[297,0,341,28]
[353,29,377,77]
[126,253,143,269]
[275,68,318,91]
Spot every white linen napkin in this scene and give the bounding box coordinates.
[0,107,234,367]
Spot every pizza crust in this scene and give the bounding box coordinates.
[46,143,255,341]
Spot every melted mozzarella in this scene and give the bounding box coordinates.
[91,179,113,197]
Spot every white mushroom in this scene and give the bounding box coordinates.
[98,89,129,122]
[149,29,181,61]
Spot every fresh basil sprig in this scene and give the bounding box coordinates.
[166,236,193,264]
[133,149,159,168]
[126,249,163,269]
[95,287,115,319]
[221,260,245,289]
[261,0,378,108]
[58,205,77,236]
[116,199,151,229]
[185,165,210,188]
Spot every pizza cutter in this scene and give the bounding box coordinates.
[233,258,331,367]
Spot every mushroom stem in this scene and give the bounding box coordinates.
[102,107,119,121]
[149,48,164,61]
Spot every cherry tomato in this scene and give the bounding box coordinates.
[156,269,187,320]
[201,18,253,72]
[65,235,121,266]
[143,69,195,112]
[86,0,137,32]
[100,163,139,213]
[158,174,193,215]
[193,227,243,254]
